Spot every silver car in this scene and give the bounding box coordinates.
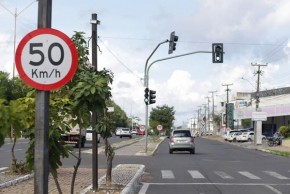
[169,129,195,154]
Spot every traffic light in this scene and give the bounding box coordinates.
[168,31,178,54]
[149,90,156,104]
[144,87,149,105]
[212,43,223,63]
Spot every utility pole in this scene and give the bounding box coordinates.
[209,90,217,133]
[202,104,207,134]
[222,83,233,129]
[251,63,267,145]
[205,96,211,133]
[91,13,100,191]
[251,63,267,110]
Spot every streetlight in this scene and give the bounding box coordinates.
[0,0,38,77]
[240,77,256,90]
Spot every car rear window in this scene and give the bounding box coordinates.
[122,128,130,131]
[173,130,191,137]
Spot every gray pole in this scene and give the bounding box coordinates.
[144,40,168,152]
[145,50,213,142]
[209,91,217,133]
[205,97,210,133]
[202,104,207,134]
[251,63,267,144]
[91,13,100,191]
[35,0,50,193]
[222,83,233,129]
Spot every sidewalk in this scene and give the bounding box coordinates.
[0,136,164,194]
[203,135,290,156]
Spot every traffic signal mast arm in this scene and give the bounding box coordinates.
[146,50,213,86]
[144,40,169,87]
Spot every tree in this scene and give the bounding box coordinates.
[0,71,33,172]
[149,105,175,136]
[213,114,222,131]
[241,118,252,128]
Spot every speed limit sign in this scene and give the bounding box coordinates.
[15,28,78,91]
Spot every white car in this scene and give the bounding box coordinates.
[119,128,132,138]
[86,127,100,143]
[228,132,242,142]
[115,128,122,136]
[131,129,138,135]
[236,131,267,142]
[223,130,240,141]
[236,132,253,142]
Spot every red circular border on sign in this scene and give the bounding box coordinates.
[15,28,78,91]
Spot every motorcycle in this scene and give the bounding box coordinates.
[267,136,282,147]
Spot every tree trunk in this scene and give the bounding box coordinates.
[104,138,115,187]
[11,136,17,170]
[70,119,82,194]
[51,170,63,194]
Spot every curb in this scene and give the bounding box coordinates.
[81,164,145,194]
[120,165,145,194]
[0,173,34,190]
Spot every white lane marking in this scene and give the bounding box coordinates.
[142,182,290,186]
[264,185,283,194]
[214,171,233,179]
[138,183,149,194]
[188,170,205,179]
[238,171,261,180]
[161,170,175,179]
[264,171,290,179]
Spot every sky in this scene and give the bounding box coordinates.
[1,0,290,127]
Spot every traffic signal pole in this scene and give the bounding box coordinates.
[144,50,213,152]
[144,40,168,153]
[144,42,223,152]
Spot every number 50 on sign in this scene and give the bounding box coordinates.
[15,28,78,91]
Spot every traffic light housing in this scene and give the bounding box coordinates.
[212,43,223,63]
[144,88,149,105]
[149,90,156,104]
[168,31,178,54]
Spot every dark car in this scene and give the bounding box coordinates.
[168,129,195,154]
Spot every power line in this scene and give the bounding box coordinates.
[98,37,143,80]
[99,36,286,46]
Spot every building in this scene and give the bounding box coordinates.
[234,87,290,136]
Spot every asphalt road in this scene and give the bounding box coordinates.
[2,136,290,194]
[139,137,290,194]
[0,134,140,169]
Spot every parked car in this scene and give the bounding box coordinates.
[119,128,132,138]
[236,131,254,142]
[223,129,249,141]
[168,129,195,154]
[228,132,242,142]
[236,131,267,142]
[115,127,122,136]
[86,127,100,143]
[131,129,138,135]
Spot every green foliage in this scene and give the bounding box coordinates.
[0,71,32,102]
[278,126,290,138]
[25,97,74,172]
[241,118,252,128]
[149,105,175,136]
[0,99,10,146]
[106,100,128,129]
[213,114,221,129]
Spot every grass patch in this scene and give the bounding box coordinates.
[270,150,290,157]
